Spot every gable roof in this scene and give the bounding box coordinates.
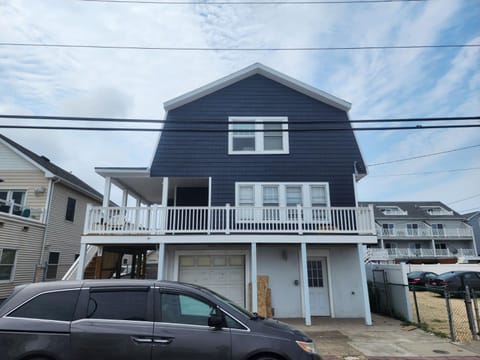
[0,134,102,202]
[359,201,466,220]
[164,63,351,112]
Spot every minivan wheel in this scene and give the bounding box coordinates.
[252,355,284,360]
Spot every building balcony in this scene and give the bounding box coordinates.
[376,226,473,239]
[0,199,45,222]
[366,247,477,261]
[83,205,376,236]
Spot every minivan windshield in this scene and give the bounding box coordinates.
[200,287,254,319]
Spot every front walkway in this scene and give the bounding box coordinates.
[282,314,480,359]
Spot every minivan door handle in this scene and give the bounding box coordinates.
[153,337,174,345]
[132,337,153,344]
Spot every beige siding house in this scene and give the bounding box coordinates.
[0,134,102,299]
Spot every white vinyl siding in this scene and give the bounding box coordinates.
[0,214,45,299]
[228,117,289,155]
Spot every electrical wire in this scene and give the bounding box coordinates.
[1,114,479,124]
[367,144,480,167]
[368,167,480,177]
[76,0,431,4]
[1,124,480,131]
[0,42,478,52]
[448,193,480,205]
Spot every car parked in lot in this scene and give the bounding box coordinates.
[427,271,480,295]
[407,271,438,290]
[0,280,319,360]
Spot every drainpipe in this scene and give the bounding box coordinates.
[38,177,60,280]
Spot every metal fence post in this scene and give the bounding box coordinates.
[472,290,480,336]
[464,285,478,340]
[412,287,421,323]
[445,290,456,342]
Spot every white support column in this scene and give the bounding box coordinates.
[162,177,169,206]
[432,239,436,256]
[157,242,165,280]
[76,243,88,280]
[121,190,129,207]
[103,177,112,207]
[357,244,372,325]
[300,242,311,326]
[251,242,258,313]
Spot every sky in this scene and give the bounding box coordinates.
[0,0,479,213]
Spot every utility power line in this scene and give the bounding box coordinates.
[0,42,478,52]
[448,193,480,205]
[368,167,480,177]
[77,0,431,5]
[367,144,480,167]
[1,124,480,131]
[1,114,478,124]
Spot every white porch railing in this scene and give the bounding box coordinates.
[84,205,376,235]
[376,226,473,238]
[367,247,477,261]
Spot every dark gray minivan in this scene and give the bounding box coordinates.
[0,280,319,360]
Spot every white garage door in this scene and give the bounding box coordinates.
[178,255,245,307]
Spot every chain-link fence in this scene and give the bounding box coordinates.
[410,285,479,342]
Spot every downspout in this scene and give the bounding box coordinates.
[38,177,60,279]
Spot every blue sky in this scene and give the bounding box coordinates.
[0,0,479,212]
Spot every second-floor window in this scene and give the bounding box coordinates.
[228,117,289,154]
[65,197,76,222]
[0,190,26,215]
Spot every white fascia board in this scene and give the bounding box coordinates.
[164,63,351,112]
[0,138,55,178]
[95,167,151,178]
[82,234,378,245]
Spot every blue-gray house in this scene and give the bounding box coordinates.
[75,63,377,325]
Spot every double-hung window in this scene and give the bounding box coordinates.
[238,185,255,220]
[310,185,328,221]
[0,190,26,215]
[286,186,302,220]
[228,117,289,154]
[382,223,394,236]
[262,185,280,220]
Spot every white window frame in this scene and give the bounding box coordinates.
[0,189,27,214]
[234,182,330,222]
[406,223,419,236]
[382,223,395,236]
[228,117,289,155]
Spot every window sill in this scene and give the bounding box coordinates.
[228,150,289,155]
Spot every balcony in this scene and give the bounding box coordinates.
[366,247,477,261]
[377,226,473,239]
[83,205,375,236]
[0,199,45,222]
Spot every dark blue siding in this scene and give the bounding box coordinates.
[151,74,365,207]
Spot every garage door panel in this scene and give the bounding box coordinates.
[179,255,245,307]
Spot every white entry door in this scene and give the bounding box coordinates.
[178,254,245,307]
[308,257,330,316]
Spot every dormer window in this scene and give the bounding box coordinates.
[419,206,453,216]
[377,206,407,216]
[228,117,289,154]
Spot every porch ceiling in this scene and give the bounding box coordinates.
[95,167,164,204]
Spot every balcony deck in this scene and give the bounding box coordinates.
[83,205,376,236]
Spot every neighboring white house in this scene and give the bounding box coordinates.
[362,201,478,264]
[0,134,102,299]
[74,63,377,325]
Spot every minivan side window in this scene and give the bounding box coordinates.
[160,293,216,326]
[87,289,149,321]
[8,290,79,322]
